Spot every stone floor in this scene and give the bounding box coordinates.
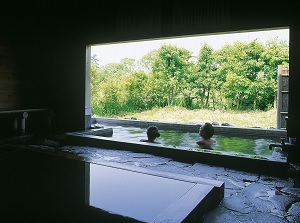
[27,138,300,223]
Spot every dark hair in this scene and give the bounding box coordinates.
[200,122,214,139]
[147,126,160,139]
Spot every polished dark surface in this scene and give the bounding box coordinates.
[1,148,87,222]
[1,145,223,223]
[89,163,195,222]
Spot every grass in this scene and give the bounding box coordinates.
[115,106,277,129]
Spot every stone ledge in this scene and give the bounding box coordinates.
[92,117,286,139]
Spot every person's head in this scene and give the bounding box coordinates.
[199,122,214,139]
[147,125,160,140]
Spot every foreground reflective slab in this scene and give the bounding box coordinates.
[88,163,223,222]
[1,144,224,223]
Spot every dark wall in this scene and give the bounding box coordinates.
[0,1,299,139]
[0,148,87,222]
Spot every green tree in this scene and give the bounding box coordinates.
[119,58,137,75]
[215,40,274,110]
[138,50,158,74]
[196,43,218,109]
[179,61,198,108]
[91,34,289,116]
[124,71,149,111]
[98,78,123,115]
[245,72,276,110]
[97,58,137,83]
[152,44,192,106]
[90,55,101,108]
[261,37,289,79]
[221,72,250,110]
[261,37,289,108]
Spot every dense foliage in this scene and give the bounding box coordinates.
[90,38,289,116]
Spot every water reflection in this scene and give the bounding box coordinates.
[89,163,195,222]
[100,125,276,158]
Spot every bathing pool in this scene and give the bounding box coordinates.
[97,125,283,160]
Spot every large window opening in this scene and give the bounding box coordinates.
[87,28,289,130]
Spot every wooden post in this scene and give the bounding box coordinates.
[276,65,289,129]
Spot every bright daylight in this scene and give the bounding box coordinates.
[90,28,289,129]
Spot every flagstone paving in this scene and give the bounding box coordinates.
[30,143,300,223]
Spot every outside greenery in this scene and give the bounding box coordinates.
[90,35,289,129]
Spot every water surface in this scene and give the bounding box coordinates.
[99,125,278,160]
